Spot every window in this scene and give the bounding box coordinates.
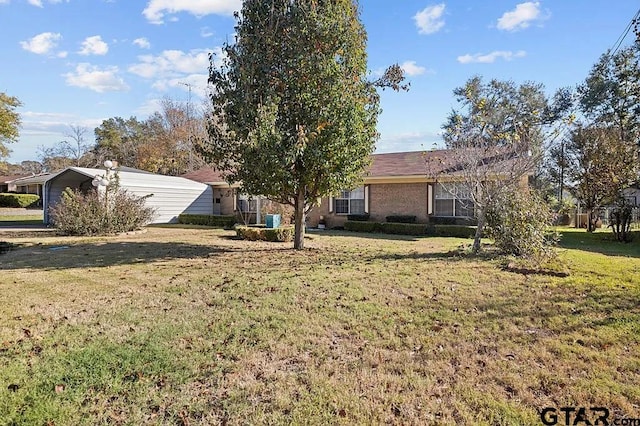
[434,182,474,217]
[334,187,365,215]
[237,193,257,213]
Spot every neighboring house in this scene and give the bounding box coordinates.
[43,166,213,224]
[7,173,51,197]
[0,174,29,193]
[622,183,640,206]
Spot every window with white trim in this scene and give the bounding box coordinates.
[434,182,474,217]
[237,193,257,213]
[334,187,365,215]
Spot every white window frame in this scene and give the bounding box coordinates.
[332,186,366,215]
[434,182,475,217]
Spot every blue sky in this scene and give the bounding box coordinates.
[1,0,638,163]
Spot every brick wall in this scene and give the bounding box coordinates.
[369,183,429,223]
[308,182,430,227]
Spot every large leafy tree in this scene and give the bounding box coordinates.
[94,116,146,167]
[202,0,403,249]
[567,125,638,232]
[578,44,640,147]
[95,99,206,175]
[0,92,22,159]
[568,43,640,234]
[440,76,569,253]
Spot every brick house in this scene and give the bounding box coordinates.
[307,149,487,228]
[185,149,528,228]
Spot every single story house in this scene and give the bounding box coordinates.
[308,150,488,228]
[43,166,213,224]
[0,174,29,193]
[183,149,528,228]
[7,173,51,197]
[181,166,277,224]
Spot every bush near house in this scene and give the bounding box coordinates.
[385,215,416,223]
[347,213,370,221]
[0,193,40,208]
[344,220,382,233]
[344,220,476,238]
[235,225,294,242]
[430,216,477,226]
[432,225,477,238]
[49,188,155,236]
[178,214,237,229]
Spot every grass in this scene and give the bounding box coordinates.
[0,209,44,226]
[0,227,639,425]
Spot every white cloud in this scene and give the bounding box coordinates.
[457,50,526,64]
[400,60,427,76]
[414,3,446,35]
[133,37,151,49]
[128,48,212,79]
[134,98,163,116]
[79,35,109,56]
[496,2,546,31]
[20,32,62,55]
[64,63,129,93]
[143,0,241,24]
[200,27,214,38]
[27,0,68,6]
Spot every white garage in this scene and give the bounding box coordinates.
[43,166,213,224]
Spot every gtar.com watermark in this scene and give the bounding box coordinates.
[540,407,640,425]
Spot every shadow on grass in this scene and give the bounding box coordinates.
[0,219,45,226]
[557,229,640,258]
[0,241,234,270]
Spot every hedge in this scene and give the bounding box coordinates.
[0,193,40,208]
[385,215,416,223]
[429,216,477,226]
[433,225,477,238]
[344,220,476,238]
[236,225,294,242]
[344,220,381,233]
[347,213,370,221]
[380,222,434,236]
[178,214,236,229]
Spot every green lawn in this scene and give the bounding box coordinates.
[0,227,638,425]
[0,210,44,226]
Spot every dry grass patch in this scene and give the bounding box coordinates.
[0,227,639,425]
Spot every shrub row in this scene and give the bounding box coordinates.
[347,213,370,221]
[344,220,477,238]
[178,214,236,229]
[429,216,477,226]
[0,193,40,208]
[385,215,416,223]
[432,225,477,238]
[236,225,294,242]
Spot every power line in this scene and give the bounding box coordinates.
[611,8,640,55]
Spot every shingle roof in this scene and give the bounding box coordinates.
[182,149,520,183]
[0,174,29,184]
[181,166,228,184]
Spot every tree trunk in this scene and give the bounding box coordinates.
[587,209,595,233]
[293,188,306,250]
[472,210,485,254]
